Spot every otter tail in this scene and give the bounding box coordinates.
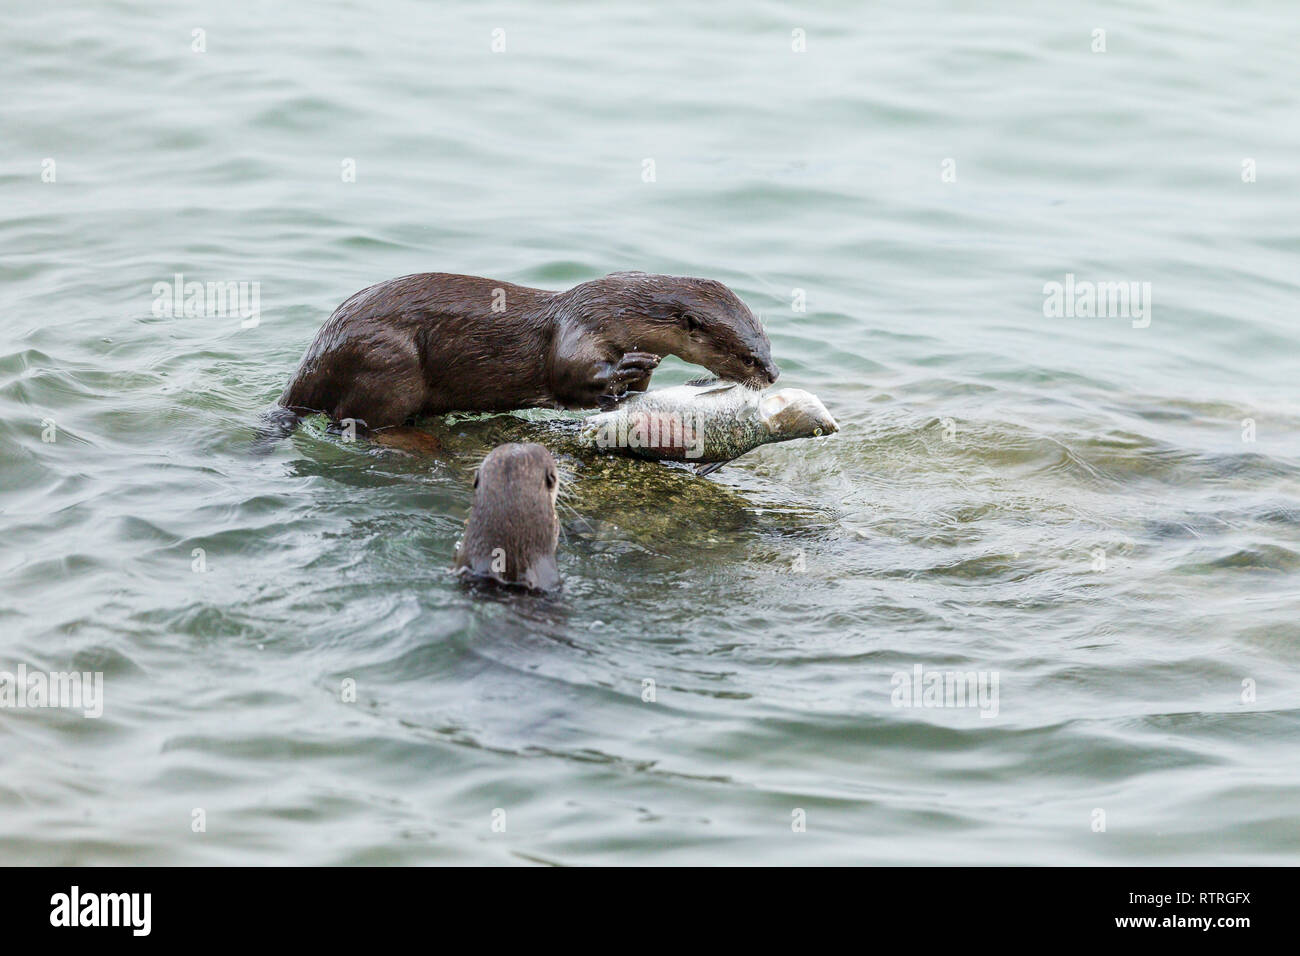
[250,405,303,455]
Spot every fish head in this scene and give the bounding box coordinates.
[759,389,839,439]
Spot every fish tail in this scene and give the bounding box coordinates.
[250,405,303,455]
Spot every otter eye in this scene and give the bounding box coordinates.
[743,356,756,367]
[473,472,480,489]
[682,312,701,333]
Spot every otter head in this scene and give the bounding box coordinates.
[599,273,780,389]
[758,388,839,441]
[453,442,561,592]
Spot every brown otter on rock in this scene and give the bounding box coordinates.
[255,271,778,447]
[453,442,561,592]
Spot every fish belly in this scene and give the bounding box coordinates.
[580,407,767,463]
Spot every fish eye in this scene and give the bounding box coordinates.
[813,427,823,436]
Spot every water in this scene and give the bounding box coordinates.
[2,0,1298,864]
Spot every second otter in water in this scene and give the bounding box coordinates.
[264,271,779,444]
[453,442,561,592]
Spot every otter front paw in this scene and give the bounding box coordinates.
[593,351,660,407]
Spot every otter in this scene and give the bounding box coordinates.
[453,442,561,592]
[256,271,778,446]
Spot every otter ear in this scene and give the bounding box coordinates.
[681,310,702,333]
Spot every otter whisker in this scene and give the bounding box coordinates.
[554,498,596,536]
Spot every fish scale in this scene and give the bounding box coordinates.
[576,381,837,467]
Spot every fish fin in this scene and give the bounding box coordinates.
[692,459,733,478]
[682,378,738,396]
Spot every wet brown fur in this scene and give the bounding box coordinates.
[453,442,561,592]
[276,271,778,431]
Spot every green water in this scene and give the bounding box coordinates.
[2,0,1298,864]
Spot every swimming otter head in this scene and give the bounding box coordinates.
[453,442,561,592]
[758,388,839,441]
[581,273,780,389]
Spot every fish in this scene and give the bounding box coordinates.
[576,379,838,475]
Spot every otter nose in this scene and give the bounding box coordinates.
[762,359,780,384]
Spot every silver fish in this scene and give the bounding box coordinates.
[577,380,838,474]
